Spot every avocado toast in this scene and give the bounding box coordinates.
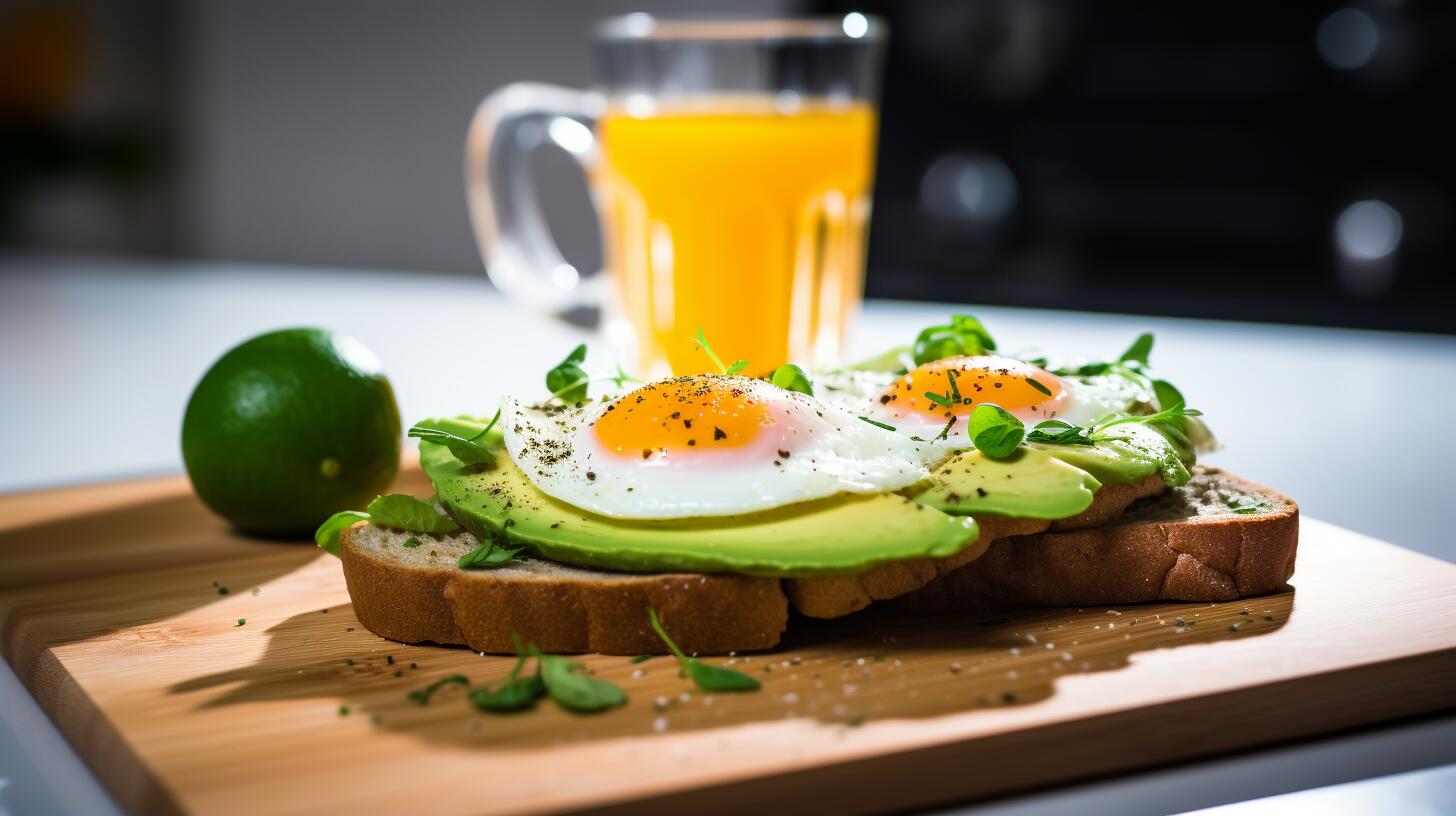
[317,315,1298,655]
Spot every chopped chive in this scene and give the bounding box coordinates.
[1025,377,1053,397]
[923,391,952,408]
[934,416,957,442]
[858,416,897,432]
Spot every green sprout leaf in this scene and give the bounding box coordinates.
[690,327,748,376]
[314,510,370,557]
[1119,333,1155,366]
[1225,497,1272,515]
[770,363,814,396]
[1025,419,1094,446]
[912,314,997,366]
[965,403,1024,458]
[530,646,627,713]
[458,539,521,570]
[408,674,469,706]
[407,409,501,466]
[546,343,590,402]
[470,653,546,713]
[648,608,761,693]
[366,494,461,534]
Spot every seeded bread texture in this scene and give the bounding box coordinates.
[890,467,1298,612]
[784,473,1168,618]
[340,524,787,655]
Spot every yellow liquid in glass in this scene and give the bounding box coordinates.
[596,101,876,378]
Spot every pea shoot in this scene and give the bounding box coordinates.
[407,409,502,466]
[964,403,1024,458]
[770,363,813,396]
[648,609,760,692]
[691,327,748,376]
[912,314,997,366]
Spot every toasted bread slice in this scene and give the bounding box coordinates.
[340,525,787,655]
[340,473,1173,652]
[784,474,1168,619]
[890,467,1298,612]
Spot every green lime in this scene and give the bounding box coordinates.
[182,328,400,536]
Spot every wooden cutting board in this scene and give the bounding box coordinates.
[2,470,1454,816]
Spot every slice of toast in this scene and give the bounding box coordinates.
[339,473,1173,653]
[890,467,1298,612]
[784,474,1168,619]
[340,525,787,655]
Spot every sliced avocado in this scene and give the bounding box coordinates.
[1030,423,1191,487]
[912,447,1101,519]
[419,439,979,577]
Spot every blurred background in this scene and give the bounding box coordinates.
[1,0,1452,332]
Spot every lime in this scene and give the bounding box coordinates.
[182,328,400,536]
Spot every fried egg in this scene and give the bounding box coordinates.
[820,355,1143,450]
[501,374,933,519]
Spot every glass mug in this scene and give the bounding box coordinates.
[466,14,886,379]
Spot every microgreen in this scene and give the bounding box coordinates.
[1119,333,1154,367]
[407,409,501,466]
[1225,497,1271,515]
[546,344,589,402]
[529,645,627,713]
[934,416,957,442]
[1093,401,1202,435]
[965,403,1024,458]
[691,327,748,376]
[1025,420,1094,446]
[858,416,897,432]
[648,609,761,692]
[770,363,814,396]
[470,652,546,713]
[366,494,461,534]
[912,314,997,366]
[408,673,469,706]
[314,510,370,557]
[458,539,521,570]
[946,369,963,403]
[923,391,953,408]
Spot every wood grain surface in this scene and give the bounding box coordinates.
[2,470,1454,816]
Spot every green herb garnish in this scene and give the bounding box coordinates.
[691,328,747,376]
[934,416,957,442]
[235,618,246,627]
[1025,377,1053,397]
[1025,420,1094,446]
[408,674,469,706]
[858,416,897,432]
[912,314,997,366]
[315,510,371,556]
[629,655,654,664]
[965,403,1024,458]
[1225,497,1271,515]
[470,652,546,713]
[407,410,501,466]
[546,344,590,402]
[923,391,953,408]
[648,608,761,692]
[530,646,627,713]
[403,537,422,548]
[770,363,813,396]
[366,494,461,534]
[458,539,521,570]
[1119,333,1154,366]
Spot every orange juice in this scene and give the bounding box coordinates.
[596,101,876,377]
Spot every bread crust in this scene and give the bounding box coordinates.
[784,474,1167,618]
[340,525,786,655]
[890,468,1299,612]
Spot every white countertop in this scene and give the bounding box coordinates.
[1,254,1452,814]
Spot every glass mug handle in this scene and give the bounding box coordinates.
[465,83,605,324]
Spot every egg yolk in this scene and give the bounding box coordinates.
[883,356,1064,419]
[593,376,772,458]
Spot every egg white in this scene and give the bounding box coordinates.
[501,377,936,520]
